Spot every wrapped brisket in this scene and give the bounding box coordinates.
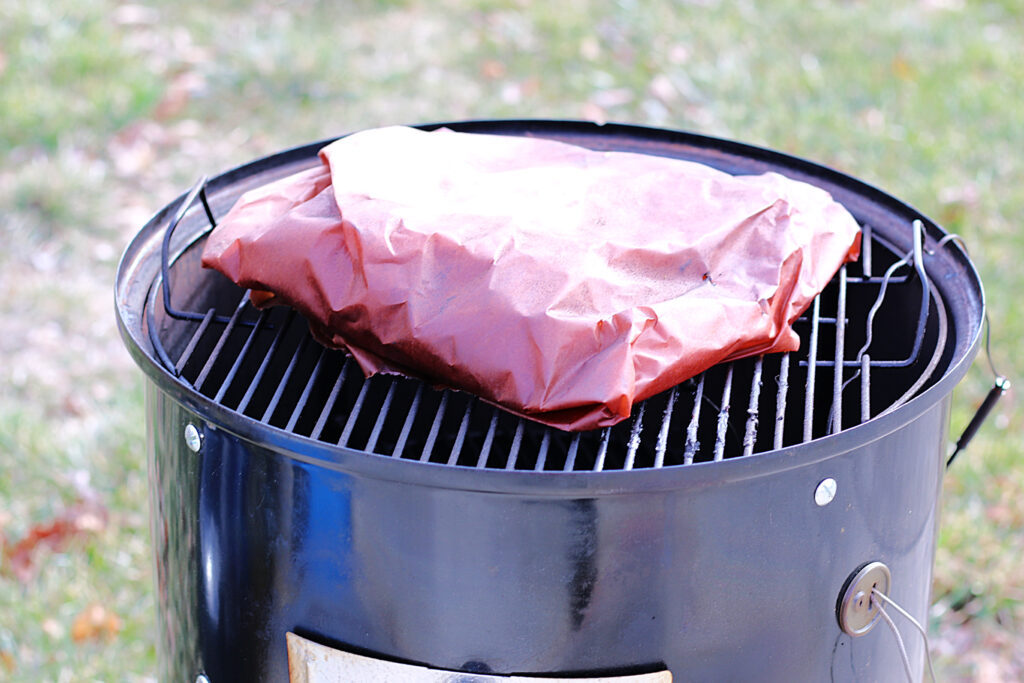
[202,126,861,431]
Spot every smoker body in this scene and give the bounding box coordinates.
[145,378,958,682]
[118,121,985,682]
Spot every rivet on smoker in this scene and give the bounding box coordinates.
[184,423,203,453]
[815,477,837,506]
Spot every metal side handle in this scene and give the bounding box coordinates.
[946,376,1010,468]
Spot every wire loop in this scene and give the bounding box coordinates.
[872,588,937,683]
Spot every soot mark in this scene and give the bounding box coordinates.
[567,499,598,630]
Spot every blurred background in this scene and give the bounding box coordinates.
[0,0,1020,680]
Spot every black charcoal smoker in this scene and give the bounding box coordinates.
[115,121,1005,682]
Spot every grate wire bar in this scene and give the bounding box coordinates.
[145,178,954,471]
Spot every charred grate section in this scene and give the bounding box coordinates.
[145,179,954,471]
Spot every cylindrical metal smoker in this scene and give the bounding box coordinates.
[116,121,988,682]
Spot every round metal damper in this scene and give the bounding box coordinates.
[837,561,892,636]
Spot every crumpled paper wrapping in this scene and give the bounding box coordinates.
[202,126,861,431]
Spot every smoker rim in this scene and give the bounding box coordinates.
[115,119,985,495]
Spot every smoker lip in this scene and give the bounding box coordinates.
[121,334,977,496]
[115,119,986,496]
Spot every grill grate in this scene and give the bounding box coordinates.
[146,179,953,471]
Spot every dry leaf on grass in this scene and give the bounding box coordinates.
[479,59,506,80]
[1,499,108,583]
[71,603,123,643]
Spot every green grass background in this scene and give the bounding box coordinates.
[1,0,1020,679]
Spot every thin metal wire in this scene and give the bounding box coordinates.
[713,364,734,461]
[285,348,326,433]
[624,402,646,470]
[934,232,966,253]
[448,401,473,466]
[872,589,937,683]
[743,356,763,457]
[156,177,263,327]
[534,431,551,471]
[849,220,929,370]
[875,600,915,683]
[745,356,761,456]
[261,335,310,423]
[564,432,581,471]
[853,256,905,366]
[147,304,181,377]
[174,308,216,377]
[860,355,871,423]
[505,419,525,470]
[862,223,873,278]
[982,312,1005,383]
[392,385,424,458]
[810,220,930,371]
[653,387,678,468]
[475,408,499,469]
[338,377,371,447]
[365,379,397,452]
[214,308,272,404]
[593,428,611,471]
[311,359,350,440]
[773,354,789,450]
[146,177,264,381]
[420,391,450,462]
[194,294,249,393]
[803,297,821,442]
[831,220,941,424]
[237,310,297,415]
[830,266,848,434]
[160,177,216,323]
[683,376,705,465]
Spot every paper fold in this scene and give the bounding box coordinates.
[202,126,861,431]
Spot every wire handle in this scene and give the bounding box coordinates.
[931,234,1010,468]
[947,375,1010,467]
[946,312,1010,468]
[161,175,217,322]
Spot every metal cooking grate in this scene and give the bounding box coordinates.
[146,179,954,471]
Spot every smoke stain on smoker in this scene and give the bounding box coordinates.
[567,499,599,630]
[829,632,856,682]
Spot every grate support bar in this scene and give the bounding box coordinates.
[393,385,424,459]
[831,266,848,434]
[366,379,397,452]
[803,297,821,443]
[743,357,763,457]
[653,387,678,468]
[713,364,734,461]
[236,310,297,415]
[774,354,790,450]
[311,359,350,440]
[683,376,705,465]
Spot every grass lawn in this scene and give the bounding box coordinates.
[1,0,1021,679]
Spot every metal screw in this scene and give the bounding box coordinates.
[814,477,837,506]
[184,424,203,453]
